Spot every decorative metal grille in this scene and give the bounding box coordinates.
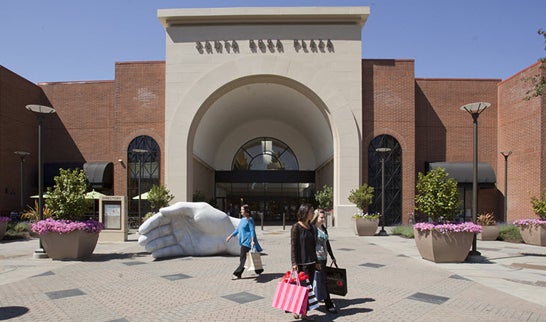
[368,135,402,225]
[127,135,160,226]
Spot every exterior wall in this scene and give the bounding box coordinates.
[0,67,47,214]
[362,59,416,224]
[315,159,334,197]
[498,61,545,221]
[415,78,500,218]
[113,61,165,197]
[192,156,215,202]
[160,7,368,227]
[38,61,165,199]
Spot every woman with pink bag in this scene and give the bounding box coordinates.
[290,203,319,321]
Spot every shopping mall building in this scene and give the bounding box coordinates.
[0,7,544,228]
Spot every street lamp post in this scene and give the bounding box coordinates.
[26,104,56,259]
[460,102,490,256]
[500,151,512,223]
[132,148,148,225]
[376,147,391,236]
[14,151,31,211]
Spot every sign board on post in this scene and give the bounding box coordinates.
[99,195,128,242]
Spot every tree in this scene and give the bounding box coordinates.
[525,28,546,100]
[315,185,333,210]
[46,168,90,221]
[414,167,461,223]
[147,184,175,212]
[348,183,374,213]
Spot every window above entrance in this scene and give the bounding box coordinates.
[232,137,298,171]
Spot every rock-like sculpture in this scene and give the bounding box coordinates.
[138,202,240,258]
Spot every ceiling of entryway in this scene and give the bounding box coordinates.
[193,82,333,170]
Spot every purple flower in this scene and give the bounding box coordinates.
[513,219,546,227]
[414,222,482,233]
[31,218,104,235]
[0,216,10,222]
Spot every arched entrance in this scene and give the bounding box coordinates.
[216,137,315,224]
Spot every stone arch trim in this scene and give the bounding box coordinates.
[166,55,361,222]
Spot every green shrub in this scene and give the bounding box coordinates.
[148,184,174,212]
[348,183,374,212]
[46,168,90,221]
[391,225,414,238]
[530,188,546,219]
[415,167,461,222]
[498,224,523,243]
[315,185,333,210]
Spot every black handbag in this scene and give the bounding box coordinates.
[324,262,347,296]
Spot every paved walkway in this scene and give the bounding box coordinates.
[1,226,546,321]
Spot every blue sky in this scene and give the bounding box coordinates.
[1,0,544,83]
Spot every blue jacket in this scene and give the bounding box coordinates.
[231,217,262,252]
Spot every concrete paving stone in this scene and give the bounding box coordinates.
[1,226,546,321]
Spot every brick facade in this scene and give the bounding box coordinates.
[1,59,544,225]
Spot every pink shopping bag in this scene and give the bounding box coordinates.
[272,279,308,314]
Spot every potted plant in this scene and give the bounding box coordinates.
[413,167,482,262]
[147,184,175,213]
[315,184,333,227]
[142,184,175,224]
[0,216,9,240]
[31,168,104,259]
[513,189,546,246]
[348,183,377,236]
[477,212,499,241]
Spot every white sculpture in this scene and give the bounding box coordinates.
[138,202,241,258]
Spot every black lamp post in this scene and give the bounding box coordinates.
[460,102,490,256]
[14,151,31,212]
[376,147,391,236]
[132,148,148,224]
[500,151,512,223]
[26,104,56,259]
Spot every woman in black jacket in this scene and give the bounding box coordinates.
[291,203,319,320]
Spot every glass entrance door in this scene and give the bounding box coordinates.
[216,182,314,225]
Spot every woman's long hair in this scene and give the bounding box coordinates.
[297,203,313,221]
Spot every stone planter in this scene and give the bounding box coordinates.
[414,228,474,263]
[41,230,100,260]
[0,221,7,240]
[353,218,379,236]
[518,225,546,246]
[477,225,499,241]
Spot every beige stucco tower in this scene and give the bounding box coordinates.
[158,7,370,227]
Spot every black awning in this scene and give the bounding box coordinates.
[427,162,496,185]
[84,162,113,189]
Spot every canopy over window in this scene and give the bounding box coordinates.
[84,162,113,189]
[427,162,496,186]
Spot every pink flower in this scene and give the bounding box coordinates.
[0,216,10,222]
[513,219,546,227]
[414,222,482,233]
[31,218,104,235]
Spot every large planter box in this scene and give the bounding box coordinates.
[41,230,100,260]
[519,225,546,246]
[353,218,379,236]
[414,228,474,263]
[477,225,499,241]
